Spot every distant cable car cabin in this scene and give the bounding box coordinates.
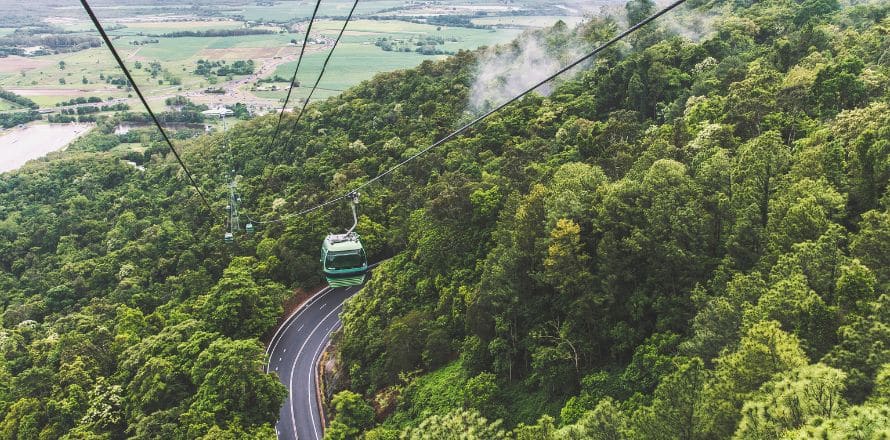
[320,192,367,287]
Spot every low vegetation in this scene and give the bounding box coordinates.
[0,90,37,110]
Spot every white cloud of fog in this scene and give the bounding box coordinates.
[468,34,575,113]
[467,1,717,114]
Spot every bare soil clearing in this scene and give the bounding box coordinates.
[0,56,52,73]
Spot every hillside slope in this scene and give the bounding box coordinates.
[0,0,888,438]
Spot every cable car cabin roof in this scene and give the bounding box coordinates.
[323,233,363,252]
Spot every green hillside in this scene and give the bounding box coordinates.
[0,0,888,438]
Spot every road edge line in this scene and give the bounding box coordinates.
[265,286,332,372]
[315,334,336,433]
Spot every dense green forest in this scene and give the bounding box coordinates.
[0,0,888,438]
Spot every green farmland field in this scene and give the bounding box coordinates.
[227,0,405,22]
[111,20,248,35]
[0,6,557,113]
[271,43,445,93]
[0,99,21,111]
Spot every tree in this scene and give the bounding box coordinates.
[834,104,890,216]
[823,295,890,402]
[682,272,766,363]
[633,357,708,440]
[181,338,286,437]
[745,273,836,357]
[462,372,501,419]
[789,404,890,439]
[850,210,890,288]
[872,363,890,404]
[401,410,507,440]
[793,0,840,26]
[325,391,375,440]
[0,398,43,440]
[734,364,847,439]
[702,321,809,438]
[538,219,594,302]
[559,398,633,440]
[813,57,867,117]
[531,343,578,396]
[728,131,791,269]
[625,0,655,25]
[620,332,681,395]
[835,260,878,314]
[766,178,844,256]
[513,414,557,440]
[200,257,286,339]
[723,61,780,137]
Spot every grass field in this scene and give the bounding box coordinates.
[267,19,521,94]
[112,20,248,35]
[269,43,446,93]
[0,6,562,112]
[0,99,21,111]
[470,15,585,28]
[130,35,286,61]
[227,0,405,22]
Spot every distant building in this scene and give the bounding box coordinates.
[202,107,235,117]
[22,46,45,55]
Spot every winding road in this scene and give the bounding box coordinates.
[266,285,360,440]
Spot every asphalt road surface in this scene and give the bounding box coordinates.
[266,285,360,440]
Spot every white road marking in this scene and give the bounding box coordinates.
[308,323,336,440]
[265,287,334,368]
[269,278,378,440]
[289,304,343,439]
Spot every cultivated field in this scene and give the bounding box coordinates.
[471,15,587,28]
[0,0,585,116]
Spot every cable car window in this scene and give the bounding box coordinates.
[326,251,365,269]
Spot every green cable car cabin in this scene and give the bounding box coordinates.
[320,232,367,287]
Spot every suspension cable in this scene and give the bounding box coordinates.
[268,0,324,151]
[283,0,359,138]
[80,0,219,219]
[249,0,689,225]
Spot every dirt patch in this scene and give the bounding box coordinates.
[4,88,121,96]
[126,46,143,60]
[197,47,281,61]
[341,30,384,36]
[274,46,301,58]
[0,56,51,73]
[121,19,242,29]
